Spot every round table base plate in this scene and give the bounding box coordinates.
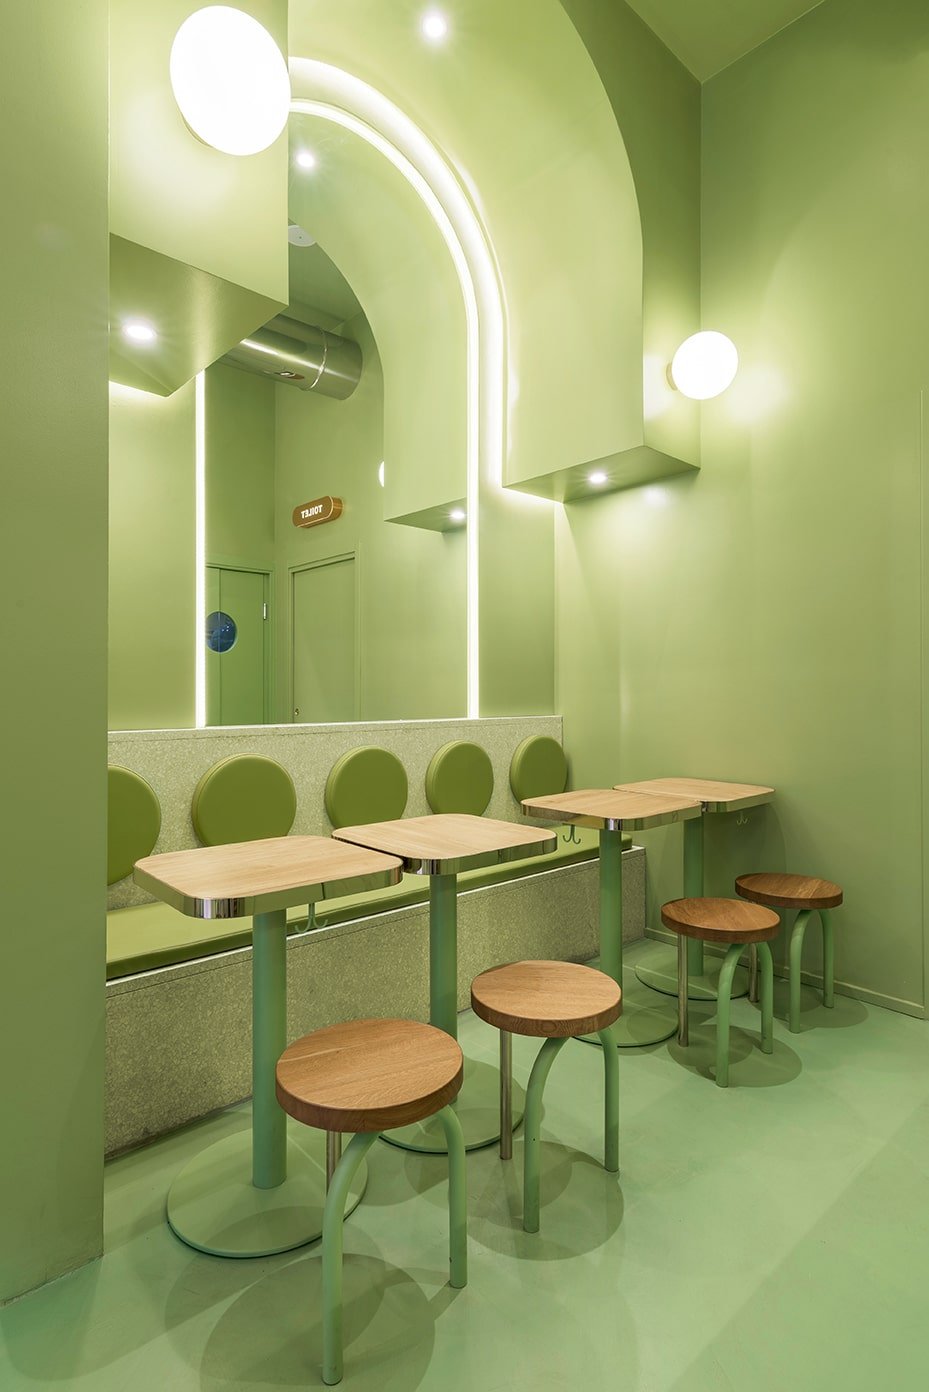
[575,962,678,1048]
[633,941,750,1001]
[382,1056,524,1154]
[166,1124,366,1258]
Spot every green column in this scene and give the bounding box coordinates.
[251,909,288,1189]
[598,827,625,984]
[682,815,706,975]
[429,873,459,1037]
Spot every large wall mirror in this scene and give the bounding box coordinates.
[107,0,661,734]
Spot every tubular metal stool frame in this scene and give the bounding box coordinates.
[500,1028,619,1232]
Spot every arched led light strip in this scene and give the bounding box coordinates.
[194,371,207,727]
[290,59,506,720]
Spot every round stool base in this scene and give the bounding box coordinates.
[382,1056,524,1153]
[167,1124,366,1258]
[576,964,678,1048]
[633,941,750,1001]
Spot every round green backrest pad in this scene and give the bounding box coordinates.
[192,755,297,847]
[509,736,569,802]
[108,766,162,885]
[325,747,408,829]
[425,741,494,815]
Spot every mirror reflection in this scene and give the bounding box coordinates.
[108,112,468,731]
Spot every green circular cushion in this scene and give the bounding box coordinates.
[192,754,297,847]
[509,736,569,802]
[108,766,162,885]
[425,741,494,815]
[325,747,408,829]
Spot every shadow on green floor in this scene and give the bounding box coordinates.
[197,1251,444,1389]
[666,1004,803,1088]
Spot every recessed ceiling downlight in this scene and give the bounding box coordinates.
[588,470,608,486]
[295,149,317,170]
[170,7,290,157]
[421,11,450,42]
[450,508,466,522]
[123,320,157,344]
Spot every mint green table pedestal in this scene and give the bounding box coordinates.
[166,909,366,1257]
[635,818,751,1002]
[578,828,679,1049]
[382,876,526,1154]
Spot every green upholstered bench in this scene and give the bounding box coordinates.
[106,738,629,981]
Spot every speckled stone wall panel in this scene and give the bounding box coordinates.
[107,716,563,908]
[104,850,644,1153]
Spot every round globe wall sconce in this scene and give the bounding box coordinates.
[170,6,291,156]
[668,331,739,400]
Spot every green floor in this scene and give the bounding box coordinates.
[4,943,929,1391]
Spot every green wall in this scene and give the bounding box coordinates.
[274,318,467,720]
[559,0,929,1015]
[206,364,276,570]
[109,382,196,730]
[0,0,109,1301]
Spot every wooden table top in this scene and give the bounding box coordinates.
[134,835,403,919]
[332,813,557,875]
[613,777,774,813]
[522,787,702,832]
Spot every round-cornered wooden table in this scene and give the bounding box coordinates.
[332,813,556,1152]
[613,778,775,1001]
[133,835,402,1258]
[520,788,703,1047]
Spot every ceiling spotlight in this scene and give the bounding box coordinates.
[169,6,290,157]
[669,331,739,400]
[449,508,466,522]
[588,470,608,486]
[378,461,385,488]
[122,320,157,344]
[421,10,449,42]
[295,149,317,170]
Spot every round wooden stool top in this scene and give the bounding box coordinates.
[470,960,622,1038]
[736,873,843,911]
[275,1018,463,1134]
[661,897,780,945]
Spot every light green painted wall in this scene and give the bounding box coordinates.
[560,0,928,1015]
[0,0,108,1301]
[274,318,468,720]
[108,382,196,730]
[556,1,701,776]
[206,364,276,569]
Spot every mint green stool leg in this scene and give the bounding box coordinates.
[436,1106,469,1289]
[322,1131,378,1386]
[252,910,288,1189]
[757,941,775,1054]
[523,1036,568,1233]
[715,944,743,1088]
[821,909,835,1008]
[598,1029,620,1173]
[789,909,813,1033]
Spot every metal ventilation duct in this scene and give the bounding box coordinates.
[222,313,363,399]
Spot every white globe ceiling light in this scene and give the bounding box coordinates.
[669,331,739,400]
[170,7,290,157]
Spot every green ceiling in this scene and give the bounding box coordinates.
[287,241,362,329]
[625,0,825,80]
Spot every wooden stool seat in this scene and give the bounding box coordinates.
[276,1018,463,1134]
[661,896,780,944]
[735,872,843,911]
[471,960,622,1038]
[662,897,781,1087]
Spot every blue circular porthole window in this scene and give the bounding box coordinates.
[206,611,237,654]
